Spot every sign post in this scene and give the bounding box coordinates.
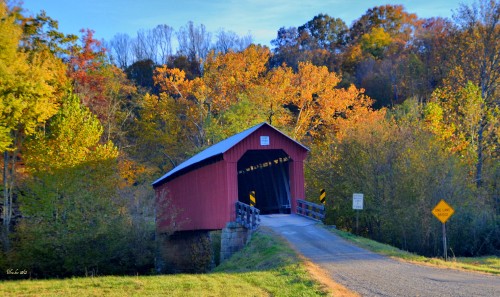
[320,189,326,205]
[353,193,363,234]
[249,191,256,207]
[432,199,455,261]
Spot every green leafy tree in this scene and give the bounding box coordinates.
[271,15,347,71]
[23,93,118,171]
[205,96,269,142]
[19,9,78,55]
[298,14,348,51]
[321,98,497,256]
[1,3,66,248]
[13,93,130,277]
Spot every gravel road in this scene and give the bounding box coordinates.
[260,214,500,297]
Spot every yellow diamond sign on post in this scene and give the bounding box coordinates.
[432,199,455,224]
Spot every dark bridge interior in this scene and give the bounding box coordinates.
[237,149,291,214]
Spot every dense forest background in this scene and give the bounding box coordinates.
[1,0,499,278]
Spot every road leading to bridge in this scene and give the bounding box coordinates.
[260,214,500,297]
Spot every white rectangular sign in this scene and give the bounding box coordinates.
[353,193,364,210]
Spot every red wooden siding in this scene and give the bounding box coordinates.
[155,123,308,232]
[156,160,230,232]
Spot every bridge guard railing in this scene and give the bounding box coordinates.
[297,199,325,221]
[235,201,261,230]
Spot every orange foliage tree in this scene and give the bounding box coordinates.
[146,45,377,175]
[68,29,136,143]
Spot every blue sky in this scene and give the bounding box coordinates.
[21,0,472,47]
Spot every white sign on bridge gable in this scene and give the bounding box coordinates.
[260,136,270,146]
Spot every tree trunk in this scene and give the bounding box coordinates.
[8,149,15,224]
[2,151,8,226]
[2,151,10,251]
[475,117,486,188]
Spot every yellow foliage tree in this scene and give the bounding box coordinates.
[360,27,393,59]
[0,2,67,233]
[24,93,118,173]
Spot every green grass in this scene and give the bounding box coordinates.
[0,228,329,297]
[327,226,500,275]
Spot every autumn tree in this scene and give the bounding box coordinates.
[130,92,199,173]
[167,54,202,80]
[270,26,301,69]
[68,29,108,109]
[448,0,500,187]
[411,17,454,97]
[14,93,133,277]
[319,98,498,256]
[201,45,270,114]
[125,59,156,90]
[143,44,374,175]
[273,62,373,141]
[11,90,160,276]
[18,9,78,55]
[150,44,270,153]
[1,3,67,249]
[68,29,137,145]
[23,93,118,171]
[203,56,373,144]
[271,14,347,72]
[358,27,392,59]
[342,5,424,107]
[298,14,348,52]
[349,4,419,43]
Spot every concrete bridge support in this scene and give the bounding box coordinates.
[156,221,253,273]
[220,222,253,262]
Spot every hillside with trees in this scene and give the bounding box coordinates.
[1,0,498,278]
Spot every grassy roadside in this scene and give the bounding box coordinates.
[0,229,330,297]
[327,226,500,275]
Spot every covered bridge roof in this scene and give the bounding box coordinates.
[152,122,308,187]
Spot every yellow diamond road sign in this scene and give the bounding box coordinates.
[432,199,455,224]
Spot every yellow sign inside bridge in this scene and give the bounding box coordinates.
[432,199,455,224]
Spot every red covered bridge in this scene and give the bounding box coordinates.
[152,123,309,233]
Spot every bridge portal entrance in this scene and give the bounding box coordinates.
[237,149,291,214]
